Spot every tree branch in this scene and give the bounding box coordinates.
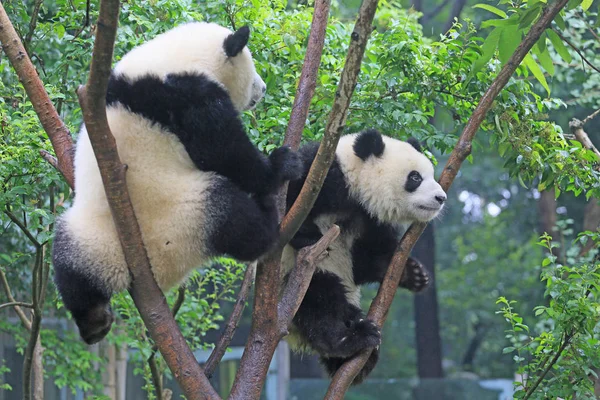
[24,0,44,49]
[78,1,219,399]
[552,28,600,74]
[324,0,571,396]
[0,301,34,312]
[0,4,75,189]
[204,261,256,378]
[4,209,41,248]
[570,114,600,160]
[228,1,378,398]
[278,224,339,333]
[0,269,31,330]
[283,0,331,151]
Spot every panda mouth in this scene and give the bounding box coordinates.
[418,205,440,212]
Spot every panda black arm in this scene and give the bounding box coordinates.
[106,72,299,196]
[351,216,399,285]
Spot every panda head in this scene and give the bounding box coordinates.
[337,129,447,224]
[113,22,266,112]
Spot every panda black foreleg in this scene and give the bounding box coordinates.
[52,227,114,344]
[292,271,381,359]
[351,218,430,292]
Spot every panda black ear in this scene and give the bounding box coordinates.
[224,26,250,57]
[407,137,422,153]
[353,129,385,160]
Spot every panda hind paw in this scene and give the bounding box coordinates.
[333,318,381,358]
[74,303,115,345]
[319,346,380,385]
[399,258,431,293]
[268,146,303,183]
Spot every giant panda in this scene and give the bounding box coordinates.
[52,22,301,345]
[282,129,447,384]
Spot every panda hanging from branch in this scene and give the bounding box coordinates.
[282,129,447,384]
[52,22,302,345]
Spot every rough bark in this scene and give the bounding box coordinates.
[283,0,331,151]
[0,3,75,189]
[324,0,571,396]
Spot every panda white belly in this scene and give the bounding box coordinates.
[63,105,216,291]
[281,213,361,307]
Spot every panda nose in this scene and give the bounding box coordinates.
[435,195,446,205]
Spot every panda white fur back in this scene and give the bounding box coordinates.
[53,22,301,344]
[282,130,446,384]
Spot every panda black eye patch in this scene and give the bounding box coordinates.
[404,170,422,192]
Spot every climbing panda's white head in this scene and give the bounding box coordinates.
[112,22,266,112]
[337,130,447,224]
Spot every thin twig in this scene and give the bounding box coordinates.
[324,0,571,396]
[522,331,573,399]
[552,28,600,74]
[78,0,219,398]
[204,262,256,378]
[0,269,31,330]
[0,4,75,188]
[4,209,41,248]
[582,108,600,126]
[0,301,34,312]
[24,0,44,49]
[39,150,60,172]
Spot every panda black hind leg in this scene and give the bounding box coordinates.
[320,346,380,385]
[52,224,114,345]
[292,271,381,360]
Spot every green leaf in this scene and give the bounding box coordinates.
[473,3,508,18]
[536,47,555,75]
[518,5,541,29]
[567,0,583,10]
[498,24,521,65]
[581,0,593,10]
[524,53,550,94]
[555,12,567,30]
[547,29,572,63]
[536,33,547,54]
[466,27,502,83]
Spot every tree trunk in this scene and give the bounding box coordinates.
[413,223,443,378]
[116,339,128,400]
[102,341,117,399]
[31,335,43,400]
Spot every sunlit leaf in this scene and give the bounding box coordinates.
[473,3,508,18]
[524,53,550,95]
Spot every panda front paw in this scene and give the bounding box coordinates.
[399,257,430,293]
[330,318,381,358]
[269,146,303,183]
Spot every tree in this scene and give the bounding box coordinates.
[1,0,598,399]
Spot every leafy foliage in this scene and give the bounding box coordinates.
[498,227,600,399]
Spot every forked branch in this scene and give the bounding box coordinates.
[324,0,572,396]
